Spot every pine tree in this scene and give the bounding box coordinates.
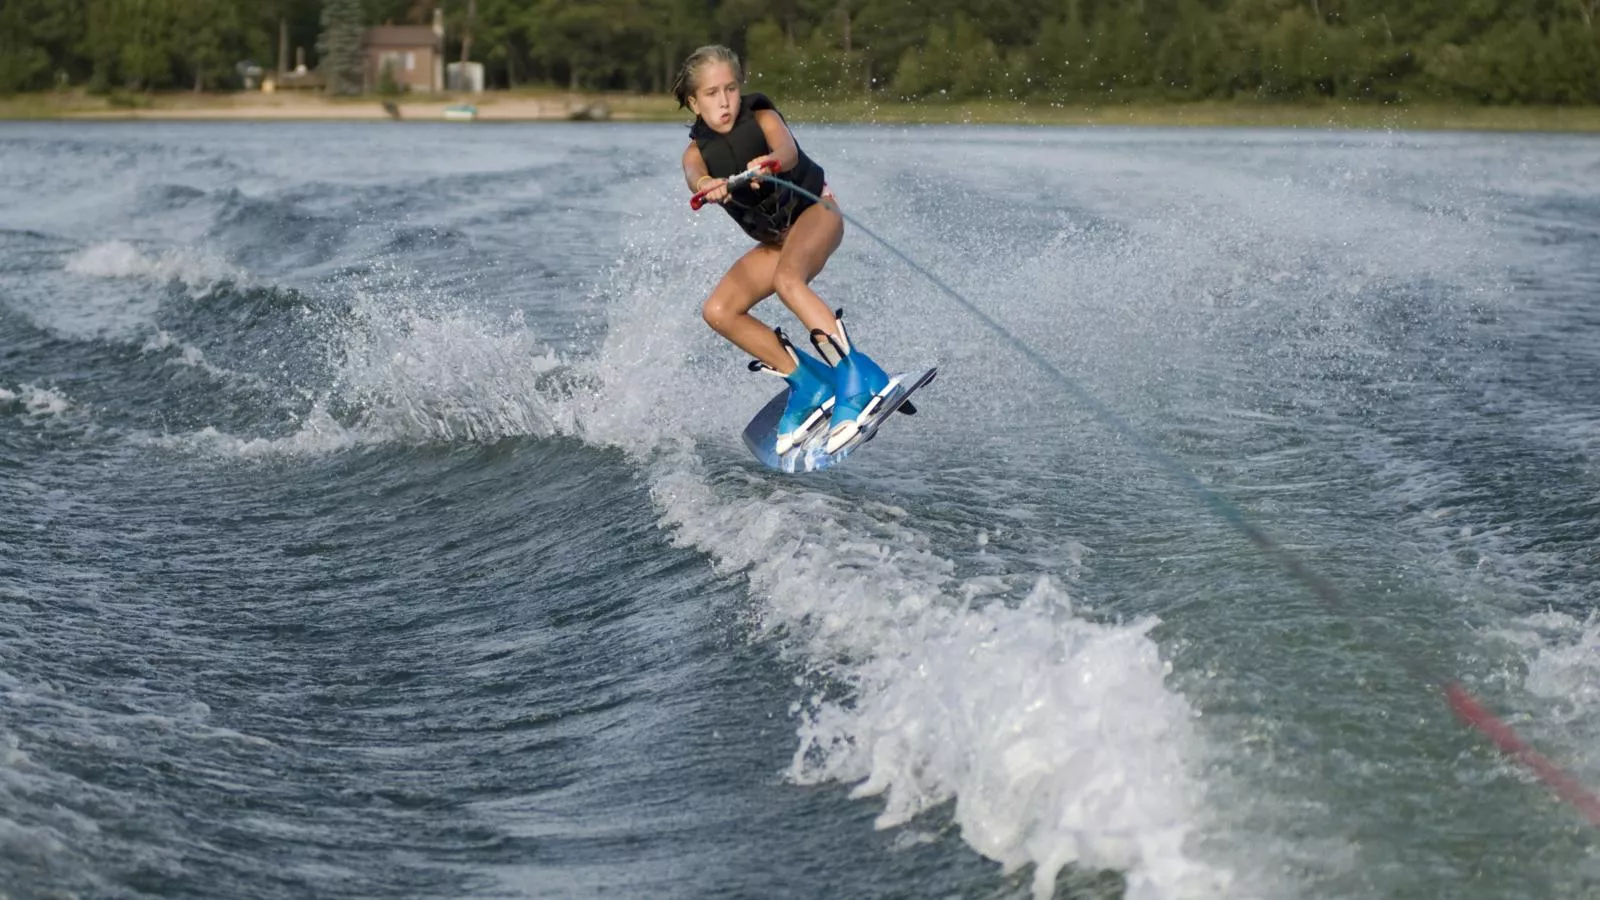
[317,0,364,95]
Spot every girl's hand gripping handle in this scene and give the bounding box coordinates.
[690,159,780,210]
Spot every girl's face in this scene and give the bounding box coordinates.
[687,62,740,134]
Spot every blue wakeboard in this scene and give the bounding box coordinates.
[742,368,937,473]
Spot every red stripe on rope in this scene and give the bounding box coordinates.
[1445,682,1600,826]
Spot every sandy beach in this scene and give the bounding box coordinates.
[49,90,660,122]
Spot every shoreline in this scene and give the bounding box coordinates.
[0,91,650,123]
[4,90,1600,133]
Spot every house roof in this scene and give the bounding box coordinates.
[366,25,439,49]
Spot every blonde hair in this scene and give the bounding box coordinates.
[673,45,742,110]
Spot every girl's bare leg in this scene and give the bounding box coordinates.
[770,201,844,337]
[701,244,791,370]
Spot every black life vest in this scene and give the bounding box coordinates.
[691,93,826,244]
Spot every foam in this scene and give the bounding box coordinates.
[0,383,73,419]
[64,239,238,286]
[649,464,1231,899]
[1508,612,1600,757]
[561,233,738,455]
[139,406,364,458]
[1523,612,1600,715]
[142,287,570,458]
[1525,409,1600,468]
[799,584,1219,899]
[1466,611,1600,809]
[141,330,237,382]
[331,295,567,445]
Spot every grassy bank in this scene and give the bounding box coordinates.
[780,97,1600,132]
[4,89,1600,132]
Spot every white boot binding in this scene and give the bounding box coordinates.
[758,328,836,455]
[808,309,901,454]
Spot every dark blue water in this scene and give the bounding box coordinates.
[2,120,1598,900]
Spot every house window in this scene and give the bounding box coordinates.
[405,52,416,72]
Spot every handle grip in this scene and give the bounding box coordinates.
[690,159,780,210]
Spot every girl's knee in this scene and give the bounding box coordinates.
[771,267,808,303]
[702,296,733,332]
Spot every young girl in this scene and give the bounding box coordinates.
[675,44,891,455]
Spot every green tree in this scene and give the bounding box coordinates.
[462,0,537,87]
[853,0,938,89]
[0,0,1594,106]
[173,0,244,91]
[0,0,92,91]
[889,20,951,97]
[527,0,608,88]
[82,0,183,91]
[950,16,1005,98]
[745,19,803,91]
[1258,6,1328,96]
[1030,6,1095,97]
[0,6,52,92]
[319,0,366,95]
[1090,4,1153,96]
[1153,0,1236,98]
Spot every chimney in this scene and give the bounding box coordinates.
[432,8,445,92]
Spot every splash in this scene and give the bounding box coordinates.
[1524,613,1600,712]
[139,406,365,458]
[649,466,1233,899]
[64,240,238,287]
[793,580,1226,900]
[1507,611,1600,774]
[141,330,239,382]
[0,383,73,419]
[141,281,572,457]
[329,292,568,444]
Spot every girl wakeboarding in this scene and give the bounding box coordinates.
[676,44,894,455]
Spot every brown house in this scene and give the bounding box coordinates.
[365,22,443,93]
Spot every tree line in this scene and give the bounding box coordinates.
[1,0,1596,104]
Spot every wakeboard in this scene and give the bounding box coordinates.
[742,367,938,473]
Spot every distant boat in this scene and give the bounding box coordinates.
[443,104,477,121]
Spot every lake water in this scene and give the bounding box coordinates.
[1,119,1598,899]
